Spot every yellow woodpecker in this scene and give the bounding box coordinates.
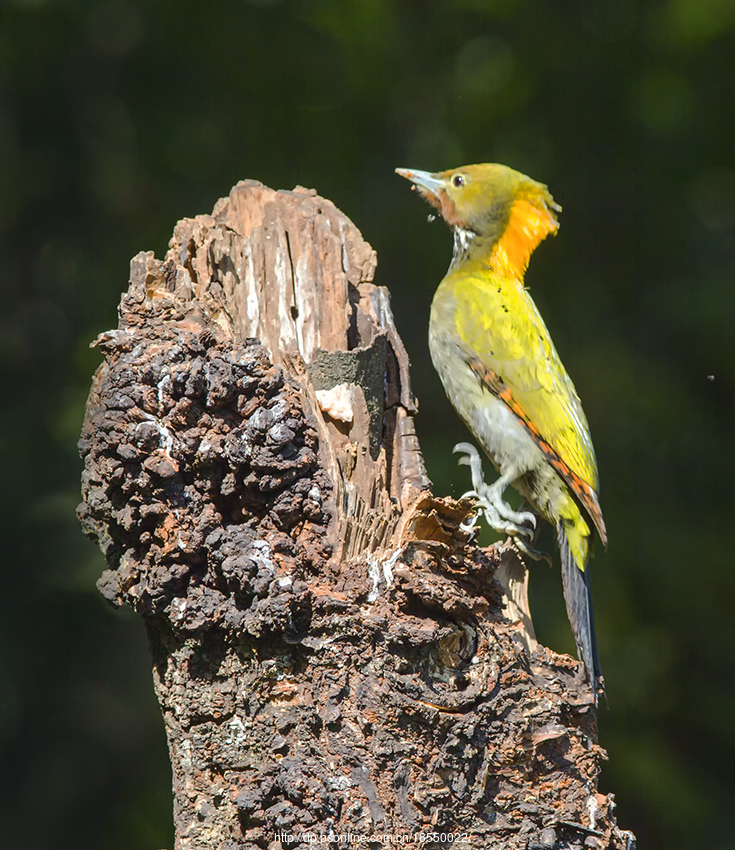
[396,163,607,699]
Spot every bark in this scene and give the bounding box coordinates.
[78,180,635,850]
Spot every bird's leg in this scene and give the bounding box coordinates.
[453,442,537,541]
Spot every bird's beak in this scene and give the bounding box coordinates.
[395,168,445,201]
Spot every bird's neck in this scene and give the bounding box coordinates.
[450,226,482,270]
[450,197,559,280]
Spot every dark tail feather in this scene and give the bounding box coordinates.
[557,523,603,703]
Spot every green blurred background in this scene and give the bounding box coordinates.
[1,0,734,847]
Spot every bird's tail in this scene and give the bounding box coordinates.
[557,516,602,702]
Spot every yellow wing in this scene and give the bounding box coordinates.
[450,268,606,541]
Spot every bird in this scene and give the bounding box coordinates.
[396,162,607,700]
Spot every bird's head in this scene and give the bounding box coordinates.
[396,163,560,276]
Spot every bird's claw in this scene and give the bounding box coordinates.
[459,517,481,540]
[454,442,538,543]
[507,535,554,565]
[474,497,536,542]
[453,442,485,492]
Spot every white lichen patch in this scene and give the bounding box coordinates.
[366,548,402,602]
[249,539,276,574]
[170,597,187,622]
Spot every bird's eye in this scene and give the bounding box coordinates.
[452,174,465,187]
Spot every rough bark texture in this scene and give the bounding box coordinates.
[78,181,635,850]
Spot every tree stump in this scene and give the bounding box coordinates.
[78,180,635,850]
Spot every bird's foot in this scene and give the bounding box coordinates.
[506,534,553,566]
[463,489,537,543]
[453,442,537,543]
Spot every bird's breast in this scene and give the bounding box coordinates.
[428,285,542,477]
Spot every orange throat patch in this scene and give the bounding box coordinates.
[490,198,559,279]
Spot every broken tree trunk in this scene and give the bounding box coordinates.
[78,180,635,850]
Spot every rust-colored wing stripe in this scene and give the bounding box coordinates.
[467,357,608,545]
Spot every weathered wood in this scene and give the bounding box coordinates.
[78,181,634,849]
